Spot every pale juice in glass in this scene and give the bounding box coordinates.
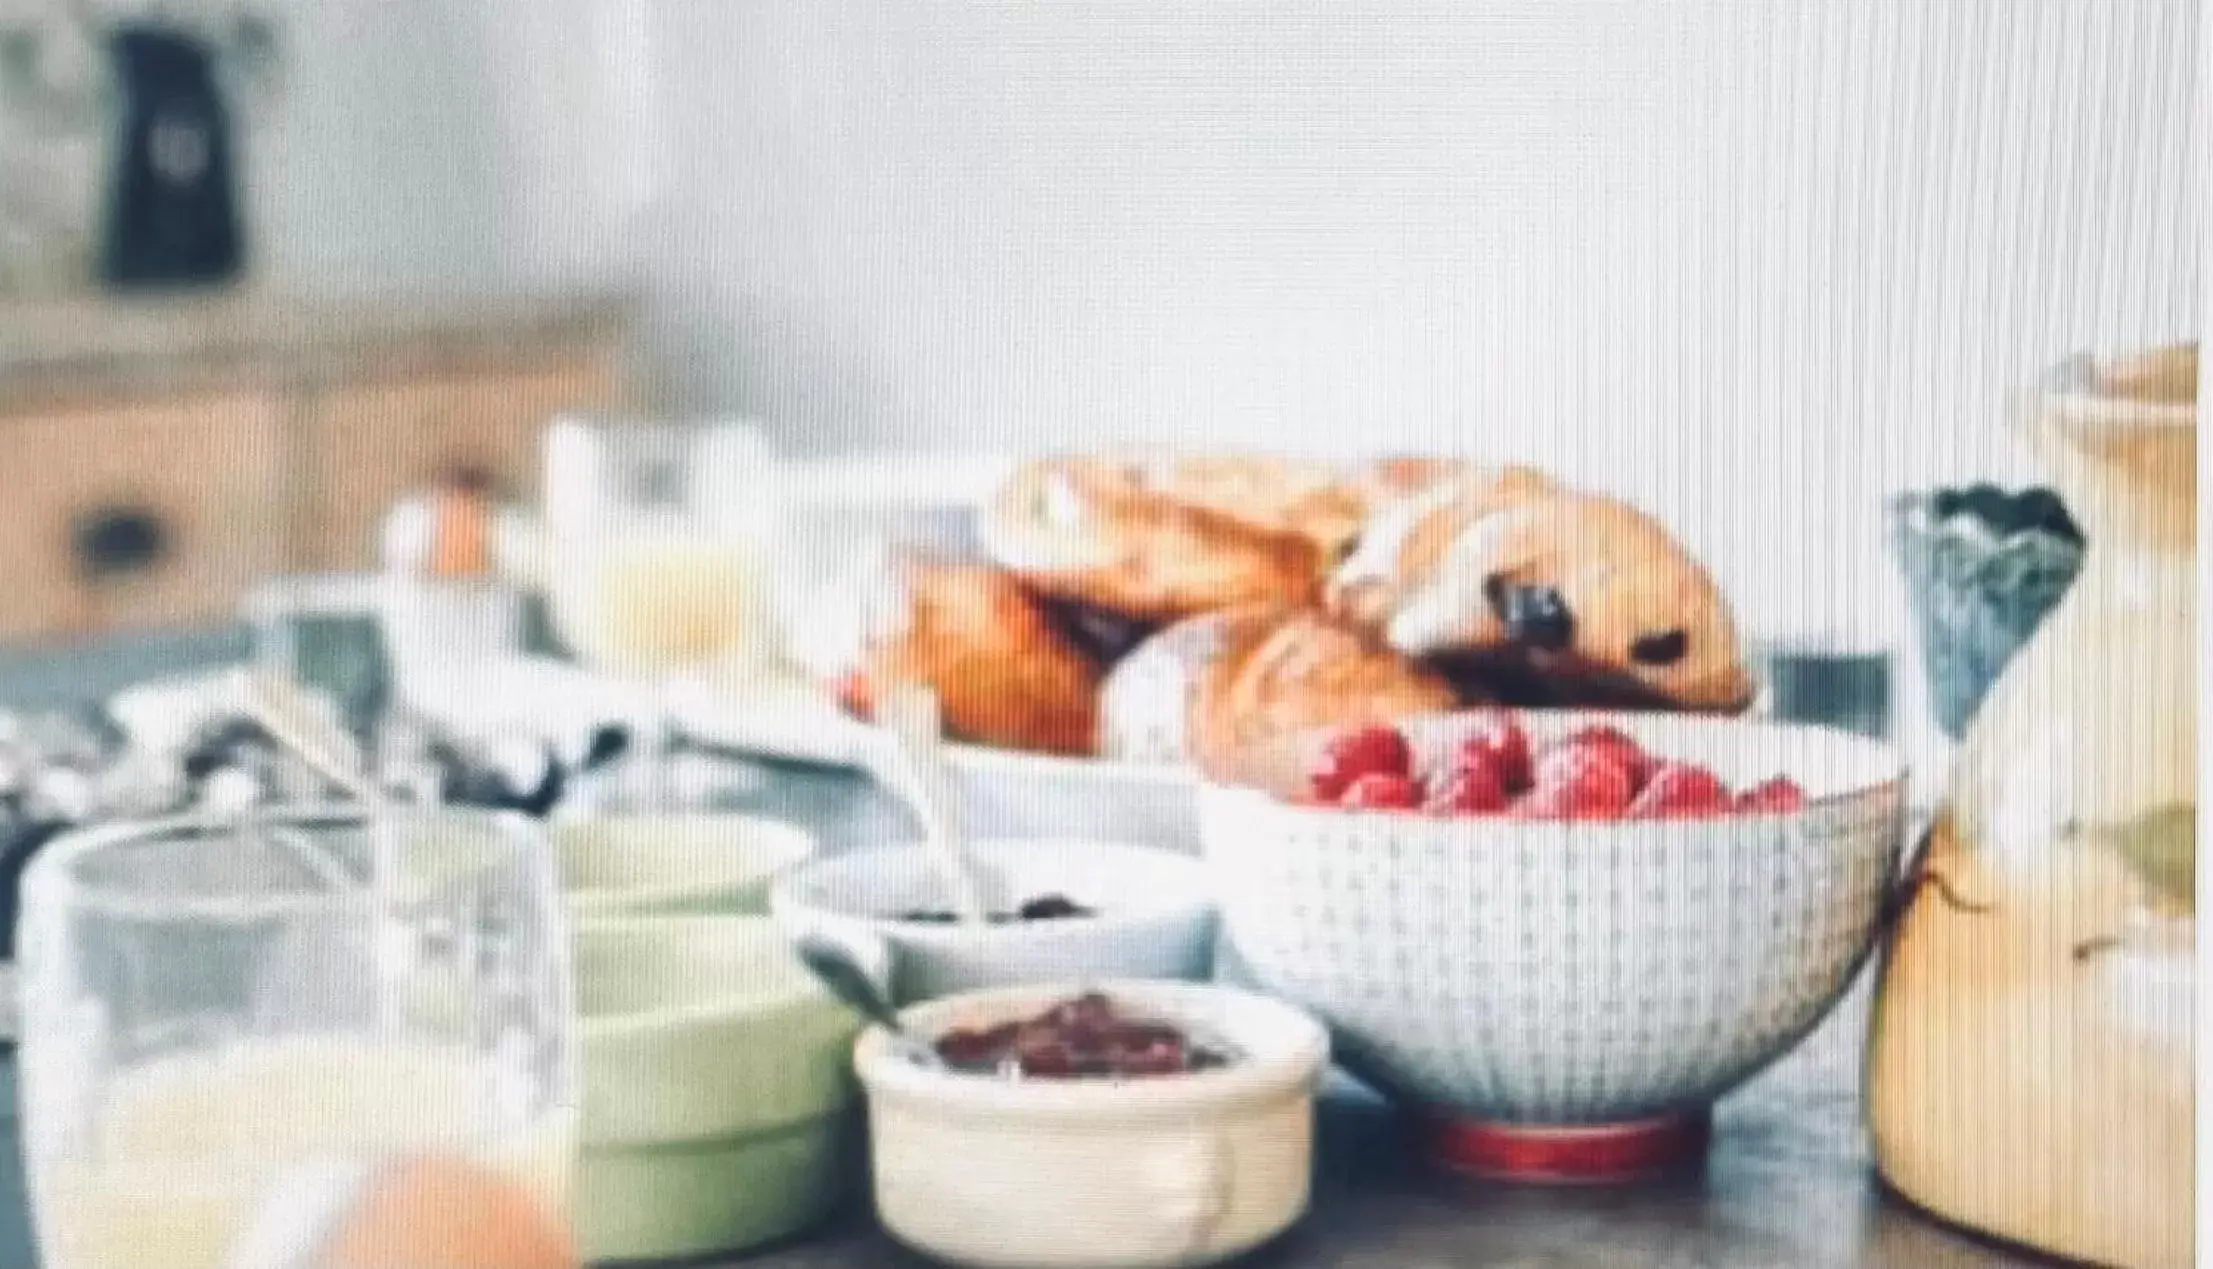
[547,524,773,678]
[30,1036,575,1269]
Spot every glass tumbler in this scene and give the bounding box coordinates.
[540,415,783,681]
[14,806,580,1269]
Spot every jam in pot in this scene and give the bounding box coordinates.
[932,992,1231,1078]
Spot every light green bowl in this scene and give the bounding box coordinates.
[556,813,817,918]
[571,914,872,1263]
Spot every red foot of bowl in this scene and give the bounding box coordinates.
[1416,1108,1714,1184]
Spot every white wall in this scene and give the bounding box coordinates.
[249,0,2199,647]
[244,0,647,296]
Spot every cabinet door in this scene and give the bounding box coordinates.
[0,390,286,642]
[304,356,622,569]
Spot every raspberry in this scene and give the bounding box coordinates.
[1455,709,1533,793]
[1311,724,1413,801]
[1508,785,1608,820]
[1339,772,1425,811]
[1548,724,1654,790]
[1523,745,1636,820]
[1626,763,1733,819]
[1426,763,1510,815]
[1736,777,1808,814]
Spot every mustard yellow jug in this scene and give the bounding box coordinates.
[1868,344,2196,1267]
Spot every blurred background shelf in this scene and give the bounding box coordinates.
[0,290,635,392]
[0,290,633,642]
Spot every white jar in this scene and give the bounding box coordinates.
[378,481,527,710]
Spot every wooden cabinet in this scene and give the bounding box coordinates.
[0,390,286,642]
[300,355,622,569]
[0,294,633,640]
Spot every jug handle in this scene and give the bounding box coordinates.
[1875,812,1994,934]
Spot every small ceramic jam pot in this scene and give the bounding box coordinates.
[854,980,1328,1269]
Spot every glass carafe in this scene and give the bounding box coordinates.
[1867,344,2195,1268]
[540,415,781,681]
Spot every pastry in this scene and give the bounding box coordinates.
[1175,605,1463,775]
[1031,595,1159,666]
[1328,465,1561,628]
[977,454,1332,622]
[979,452,1480,623]
[1097,606,1282,765]
[798,552,1101,756]
[1330,482,1754,712]
[1282,454,1478,565]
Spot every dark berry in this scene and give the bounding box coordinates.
[1491,582,1575,652]
[895,909,959,924]
[1014,894,1094,921]
[1629,629,1690,666]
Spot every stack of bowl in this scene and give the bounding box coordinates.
[568,915,876,1262]
[555,811,813,919]
[553,812,861,1263]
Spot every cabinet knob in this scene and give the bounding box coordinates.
[442,463,499,496]
[73,505,169,579]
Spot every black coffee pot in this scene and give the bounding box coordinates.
[99,22,243,288]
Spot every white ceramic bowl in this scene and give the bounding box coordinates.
[769,838,1217,1004]
[571,914,878,1262]
[554,812,816,918]
[1199,710,1907,1135]
[855,980,1330,1269]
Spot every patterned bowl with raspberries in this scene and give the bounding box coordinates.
[1196,708,1907,1180]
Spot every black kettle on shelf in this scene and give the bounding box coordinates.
[98,20,248,288]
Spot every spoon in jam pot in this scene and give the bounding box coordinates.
[792,933,943,1068]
